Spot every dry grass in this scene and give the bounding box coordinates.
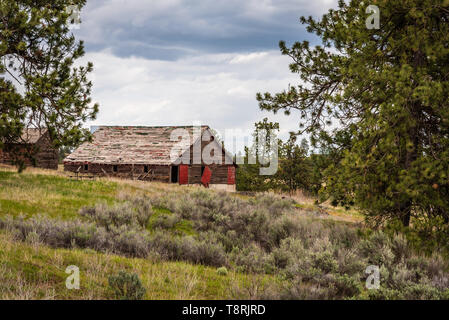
[0,230,280,300]
[1,164,362,223]
[1,164,449,300]
[264,189,363,223]
[0,165,210,214]
[0,166,283,299]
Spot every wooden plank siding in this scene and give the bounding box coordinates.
[64,163,171,182]
[0,131,58,170]
[63,126,237,186]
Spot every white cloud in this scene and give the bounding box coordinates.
[230,52,268,64]
[82,49,302,144]
[76,0,339,59]
[73,0,341,150]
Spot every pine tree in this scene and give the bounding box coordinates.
[236,118,280,191]
[277,135,311,194]
[0,1,98,155]
[257,0,449,226]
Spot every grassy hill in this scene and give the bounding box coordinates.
[0,166,280,299]
[0,166,448,300]
[0,232,277,299]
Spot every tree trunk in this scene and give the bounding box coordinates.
[398,51,424,228]
[400,204,411,227]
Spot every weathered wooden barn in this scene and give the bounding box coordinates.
[0,128,59,170]
[64,126,237,191]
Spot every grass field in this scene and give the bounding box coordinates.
[0,170,117,220]
[0,166,282,299]
[4,165,445,300]
[0,231,279,299]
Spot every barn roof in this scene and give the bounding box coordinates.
[1,128,47,144]
[64,126,215,165]
[20,128,47,144]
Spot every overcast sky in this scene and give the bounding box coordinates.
[75,0,338,143]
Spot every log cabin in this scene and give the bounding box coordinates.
[63,126,237,191]
[0,128,58,170]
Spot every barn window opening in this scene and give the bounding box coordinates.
[113,165,118,173]
[84,164,89,171]
[144,165,149,173]
[171,166,179,183]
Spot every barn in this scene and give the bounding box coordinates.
[63,126,237,191]
[0,128,59,170]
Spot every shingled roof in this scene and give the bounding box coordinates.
[20,128,47,144]
[64,126,210,165]
[1,128,48,144]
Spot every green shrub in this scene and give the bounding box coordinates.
[332,274,362,298]
[217,267,228,276]
[2,189,449,300]
[80,198,153,230]
[230,244,272,273]
[151,213,182,230]
[108,271,146,300]
[148,231,227,267]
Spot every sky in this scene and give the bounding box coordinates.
[74,0,339,144]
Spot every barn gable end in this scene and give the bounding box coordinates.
[0,129,58,170]
[64,126,237,190]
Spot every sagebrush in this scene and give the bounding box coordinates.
[1,189,448,299]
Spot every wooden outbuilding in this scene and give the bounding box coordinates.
[63,126,237,191]
[0,128,58,170]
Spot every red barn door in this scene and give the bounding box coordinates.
[227,166,236,185]
[201,166,212,188]
[179,165,189,185]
